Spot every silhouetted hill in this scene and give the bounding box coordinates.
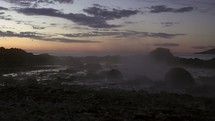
[0,47,121,74]
[0,47,55,68]
[196,48,215,54]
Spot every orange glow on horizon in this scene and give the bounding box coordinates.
[0,37,196,53]
[0,37,104,52]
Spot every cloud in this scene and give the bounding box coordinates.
[148,5,194,13]
[0,6,8,10]
[192,45,215,49]
[0,15,12,21]
[154,43,180,47]
[0,31,38,38]
[32,25,45,30]
[3,0,73,7]
[175,7,194,12]
[140,0,214,13]
[17,8,119,28]
[83,4,139,20]
[50,23,57,26]
[147,33,185,39]
[161,22,179,27]
[19,21,46,30]
[53,0,73,3]
[63,31,185,39]
[0,30,98,43]
[17,4,139,28]
[38,37,99,43]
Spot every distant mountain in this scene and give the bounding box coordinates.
[196,48,215,54]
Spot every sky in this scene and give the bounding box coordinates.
[0,0,215,53]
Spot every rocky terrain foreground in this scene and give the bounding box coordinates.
[0,47,215,121]
[0,84,214,121]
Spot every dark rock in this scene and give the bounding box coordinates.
[150,48,174,62]
[165,68,195,89]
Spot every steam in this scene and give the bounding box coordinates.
[119,55,171,81]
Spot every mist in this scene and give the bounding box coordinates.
[119,55,171,81]
[1,47,215,97]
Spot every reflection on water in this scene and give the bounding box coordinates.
[2,65,69,81]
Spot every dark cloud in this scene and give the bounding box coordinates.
[53,0,73,3]
[38,37,99,43]
[154,43,180,47]
[124,21,136,24]
[18,8,119,28]
[192,45,215,49]
[50,23,57,26]
[83,4,139,20]
[0,31,38,38]
[175,7,194,12]
[149,5,174,13]
[32,25,45,30]
[161,22,179,27]
[4,0,73,7]
[4,0,34,7]
[17,4,139,28]
[147,33,185,39]
[0,15,12,21]
[0,30,98,43]
[18,8,60,16]
[0,6,8,10]
[63,31,185,39]
[148,5,194,13]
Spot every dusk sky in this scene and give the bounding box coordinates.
[0,0,215,53]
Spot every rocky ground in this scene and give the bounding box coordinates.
[0,84,215,121]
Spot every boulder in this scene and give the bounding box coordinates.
[165,67,195,89]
